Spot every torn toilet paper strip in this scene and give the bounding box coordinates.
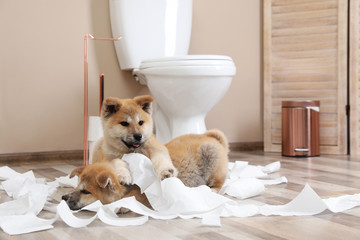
[1,153,360,235]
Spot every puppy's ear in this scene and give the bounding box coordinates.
[102,97,121,118]
[96,171,116,192]
[70,166,85,178]
[134,95,154,115]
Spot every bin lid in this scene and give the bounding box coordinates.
[282,100,320,107]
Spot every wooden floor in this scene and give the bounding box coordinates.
[1,151,360,239]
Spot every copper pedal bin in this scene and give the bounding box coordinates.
[281,100,320,157]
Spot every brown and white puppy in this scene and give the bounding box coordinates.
[63,129,229,210]
[166,129,229,192]
[61,161,150,211]
[92,95,177,185]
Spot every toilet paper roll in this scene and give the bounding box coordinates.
[88,116,103,164]
[88,116,103,141]
[88,140,97,164]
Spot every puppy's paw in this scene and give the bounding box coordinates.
[117,207,130,214]
[112,158,132,185]
[117,172,132,185]
[159,167,178,180]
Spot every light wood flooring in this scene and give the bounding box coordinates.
[1,151,360,239]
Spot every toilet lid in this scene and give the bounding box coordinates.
[139,55,234,69]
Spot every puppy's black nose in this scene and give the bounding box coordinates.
[133,133,142,141]
[62,195,69,201]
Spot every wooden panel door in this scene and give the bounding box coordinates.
[264,0,348,154]
[350,0,360,154]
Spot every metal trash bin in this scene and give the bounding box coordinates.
[281,100,320,157]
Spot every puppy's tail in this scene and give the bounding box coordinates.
[198,130,229,188]
[204,129,229,152]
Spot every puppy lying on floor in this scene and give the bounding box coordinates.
[62,161,151,210]
[62,129,228,211]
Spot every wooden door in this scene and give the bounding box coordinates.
[350,0,360,154]
[263,0,348,154]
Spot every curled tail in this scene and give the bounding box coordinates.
[204,129,229,152]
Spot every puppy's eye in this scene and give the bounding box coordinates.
[120,121,129,127]
[80,189,91,195]
[139,120,144,126]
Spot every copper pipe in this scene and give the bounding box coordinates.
[83,35,89,166]
[83,34,122,166]
[99,73,104,116]
[87,34,122,41]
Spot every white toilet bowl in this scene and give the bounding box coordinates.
[135,55,236,143]
[109,0,236,143]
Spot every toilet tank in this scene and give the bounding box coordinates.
[109,0,193,70]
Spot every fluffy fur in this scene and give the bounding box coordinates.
[63,129,229,210]
[166,129,229,192]
[62,160,150,211]
[92,95,177,184]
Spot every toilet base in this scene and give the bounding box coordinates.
[154,106,206,144]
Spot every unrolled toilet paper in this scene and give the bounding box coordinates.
[1,153,360,235]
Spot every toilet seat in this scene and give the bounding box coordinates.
[137,55,236,78]
[139,55,235,69]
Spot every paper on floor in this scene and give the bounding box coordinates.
[219,178,265,199]
[323,193,360,213]
[0,213,55,235]
[1,153,360,235]
[259,184,328,216]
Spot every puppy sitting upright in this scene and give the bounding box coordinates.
[92,95,177,184]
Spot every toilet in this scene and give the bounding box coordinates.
[109,0,236,144]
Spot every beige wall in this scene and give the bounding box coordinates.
[0,0,262,154]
